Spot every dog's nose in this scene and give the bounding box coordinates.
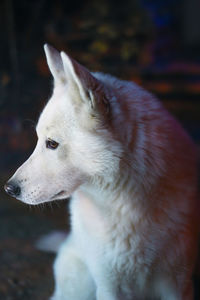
[4,182,21,197]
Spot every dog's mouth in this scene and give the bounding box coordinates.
[51,190,69,200]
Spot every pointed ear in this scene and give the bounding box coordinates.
[44,44,66,84]
[60,51,108,112]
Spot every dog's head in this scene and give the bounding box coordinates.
[4,45,122,204]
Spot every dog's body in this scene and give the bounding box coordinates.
[5,45,198,300]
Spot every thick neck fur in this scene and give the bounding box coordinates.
[77,72,197,227]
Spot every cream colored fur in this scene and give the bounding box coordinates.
[8,44,198,300]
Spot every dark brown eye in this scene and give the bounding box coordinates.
[46,138,59,150]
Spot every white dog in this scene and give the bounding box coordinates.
[5,44,199,300]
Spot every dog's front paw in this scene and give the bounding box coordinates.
[36,230,67,253]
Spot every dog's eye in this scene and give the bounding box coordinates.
[46,138,59,150]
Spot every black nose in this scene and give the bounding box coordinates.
[4,182,21,197]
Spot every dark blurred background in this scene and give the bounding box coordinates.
[0,0,200,299]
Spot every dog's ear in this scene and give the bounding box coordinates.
[60,51,109,113]
[44,44,66,84]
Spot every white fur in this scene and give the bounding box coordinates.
[36,231,67,253]
[8,44,198,300]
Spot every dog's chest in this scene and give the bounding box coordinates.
[70,191,108,243]
[70,191,150,279]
